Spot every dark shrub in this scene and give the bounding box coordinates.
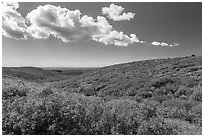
[149,76,175,89]
[137,91,152,99]
[41,88,53,96]
[175,85,190,98]
[2,86,28,100]
[151,94,168,103]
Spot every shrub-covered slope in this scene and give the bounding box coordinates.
[2,56,202,135]
[51,56,202,99]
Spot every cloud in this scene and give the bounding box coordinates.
[151,41,179,47]
[26,4,139,46]
[2,2,178,47]
[2,2,28,40]
[140,41,147,44]
[93,31,139,46]
[171,43,179,47]
[102,4,135,21]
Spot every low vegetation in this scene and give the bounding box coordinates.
[2,56,202,135]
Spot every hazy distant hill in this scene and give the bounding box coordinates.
[51,56,202,99]
[2,67,98,82]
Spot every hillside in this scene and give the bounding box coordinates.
[2,67,97,82]
[3,67,55,80]
[2,56,202,135]
[50,56,202,99]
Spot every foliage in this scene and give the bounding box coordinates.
[3,84,29,100]
[190,84,202,102]
[2,56,202,135]
[2,91,105,135]
[98,99,143,134]
[137,117,178,135]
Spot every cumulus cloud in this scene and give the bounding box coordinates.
[26,4,139,46]
[151,41,179,47]
[93,31,139,46]
[2,2,28,40]
[2,2,178,47]
[102,4,135,21]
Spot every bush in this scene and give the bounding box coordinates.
[191,103,202,114]
[149,76,175,89]
[151,94,169,103]
[190,85,202,102]
[162,99,195,111]
[2,91,105,135]
[158,106,187,119]
[137,117,178,135]
[139,99,160,120]
[175,85,189,98]
[180,77,201,88]
[98,99,163,135]
[2,85,28,100]
[99,99,143,135]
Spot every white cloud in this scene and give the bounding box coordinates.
[26,4,139,46]
[171,43,179,47]
[140,41,146,44]
[2,2,178,47]
[151,41,161,46]
[102,4,135,21]
[27,5,82,41]
[151,41,179,47]
[160,42,168,46]
[93,30,139,46]
[2,2,28,40]
[26,5,112,42]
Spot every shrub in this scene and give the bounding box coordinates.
[190,85,202,102]
[157,106,187,119]
[162,99,195,111]
[180,77,201,88]
[2,85,28,100]
[41,88,53,96]
[139,99,160,120]
[149,76,175,89]
[99,99,143,135]
[2,91,105,135]
[137,91,152,99]
[137,117,178,135]
[151,94,168,103]
[191,103,202,114]
[175,85,188,98]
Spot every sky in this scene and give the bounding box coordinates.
[2,2,202,67]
